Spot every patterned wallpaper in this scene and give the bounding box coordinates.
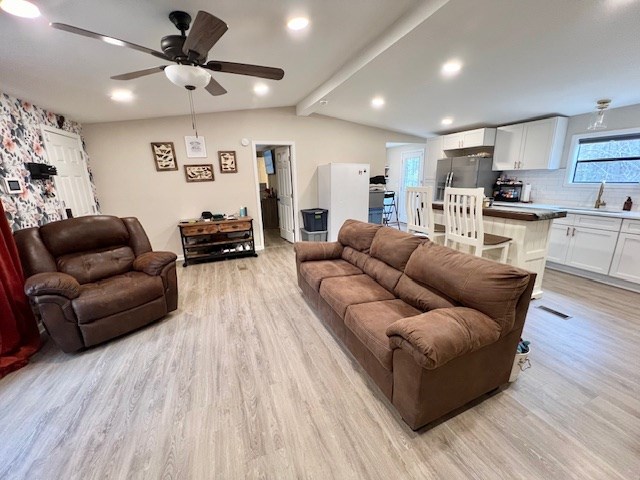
[0,91,96,231]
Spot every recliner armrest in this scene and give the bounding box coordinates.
[294,241,343,262]
[386,307,501,369]
[24,272,81,299]
[133,251,177,276]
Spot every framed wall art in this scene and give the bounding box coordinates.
[185,136,207,158]
[151,142,178,171]
[184,164,215,182]
[218,150,237,173]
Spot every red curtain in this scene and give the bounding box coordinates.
[0,201,41,378]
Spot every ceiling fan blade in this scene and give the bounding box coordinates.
[205,77,227,96]
[50,23,171,61]
[182,11,228,58]
[111,66,167,81]
[205,61,284,80]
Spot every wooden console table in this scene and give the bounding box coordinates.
[178,217,257,267]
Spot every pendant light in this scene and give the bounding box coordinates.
[587,99,611,131]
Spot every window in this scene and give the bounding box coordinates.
[572,133,640,184]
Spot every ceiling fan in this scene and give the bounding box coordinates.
[50,10,285,96]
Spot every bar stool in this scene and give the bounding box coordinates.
[443,187,511,262]
[405,186,445,240]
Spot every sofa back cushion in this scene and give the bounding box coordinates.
[369,227,424,271]
[342,246,369,270]
[57,246,136,284]
[338,220,382,253]
[403,242,531,334]
[394,274,458,312]
[362,257,403,292]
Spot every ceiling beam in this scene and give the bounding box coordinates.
[295,0,451,116]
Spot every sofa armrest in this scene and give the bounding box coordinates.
[24,272,81,299]
[133,251,177,276]
[386,307,501,369]
[294,241,343,262]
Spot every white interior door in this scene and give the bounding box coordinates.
[398,150,424,223]
[42,126,96,217]
[275,146,295,243]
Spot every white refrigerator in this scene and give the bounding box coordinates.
[317,163,370,241]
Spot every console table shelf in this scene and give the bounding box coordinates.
[178,217,257,267]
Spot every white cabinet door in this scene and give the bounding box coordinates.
[521,119,556,170]
[547,224,572,264]
[610,233,640,284]
[442,134,462,150]
[462,128,496,148]
[493,124,524,171]
[566,227,619,274]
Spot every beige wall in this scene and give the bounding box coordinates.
[83,107,423,254]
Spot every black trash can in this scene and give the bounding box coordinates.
[301,208,328,232]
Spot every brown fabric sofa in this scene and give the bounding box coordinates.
[14,215,178,353]
[295,219,535,430]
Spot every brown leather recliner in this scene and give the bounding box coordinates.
[14,215,178,353]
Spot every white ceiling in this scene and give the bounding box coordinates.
[0,0,639,136]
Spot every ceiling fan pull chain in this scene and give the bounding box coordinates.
[187,89,199,137]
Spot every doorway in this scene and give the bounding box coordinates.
[41,125,97,218]
[398,149,424,223]
[252,142,298,250]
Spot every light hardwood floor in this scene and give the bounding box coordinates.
[1,240,639,479]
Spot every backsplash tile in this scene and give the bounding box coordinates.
[0,92,98,231]
[503,169,640,211]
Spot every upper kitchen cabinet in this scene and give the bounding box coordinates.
[443,128,496,150]
[493,116,568,171]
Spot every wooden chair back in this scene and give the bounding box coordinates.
[443,187,485,254]
[406,186,435,236]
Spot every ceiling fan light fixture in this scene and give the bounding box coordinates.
[164,65,211,89]
[0,0,40,18]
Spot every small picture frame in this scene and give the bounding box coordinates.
[218,150,237,173]
[151,142,178,171]
[184,164,215,182]
[185,136,207,158]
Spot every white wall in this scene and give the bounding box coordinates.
[83,107,423,254]
[503,104,640,210]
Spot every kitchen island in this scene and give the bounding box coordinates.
[432,203,567,298]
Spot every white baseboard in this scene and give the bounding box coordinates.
[546,263,640,293]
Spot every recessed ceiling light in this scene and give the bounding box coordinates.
[0,0,41,18]
[287,17,309,31]
[110,89,134,102]
[371,97,385,108]
[441,60,462,77]
[441,117,454,126]
[253,83,269,96]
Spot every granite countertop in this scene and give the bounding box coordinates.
[432,202,567,221]
[493,202,640,220]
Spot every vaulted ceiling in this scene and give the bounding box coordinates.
[1,0,639,136]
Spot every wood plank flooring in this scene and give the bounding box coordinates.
[1,240,639,479]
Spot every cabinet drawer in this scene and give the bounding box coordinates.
[219,221,251,233]
[573,214,621,231]
[182,224,220,236]
[621,219,640,234]
[552,213,575,226]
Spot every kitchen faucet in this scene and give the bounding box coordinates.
[594,181,607,209]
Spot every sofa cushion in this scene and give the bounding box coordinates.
[345,299,421,371]
[319,274,396,318]
[57,246,135,285]
[394,274,458,312]
[341,246,369,270]
[72,271,164,324]
[369,228,424,271]
[404,242,531,334]
[299,259,363,291]
[337,220,382,253]
[362,256,403,293]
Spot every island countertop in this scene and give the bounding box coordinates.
[432,202,567,221]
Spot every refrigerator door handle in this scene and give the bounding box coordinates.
[448,172,454,187]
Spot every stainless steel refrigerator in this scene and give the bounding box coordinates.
[435,156,498,200]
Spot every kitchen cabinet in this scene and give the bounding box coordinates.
[493,116,568,171]
[442,128,496,150]
[547,213,618,274]
[610,220,640,283]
